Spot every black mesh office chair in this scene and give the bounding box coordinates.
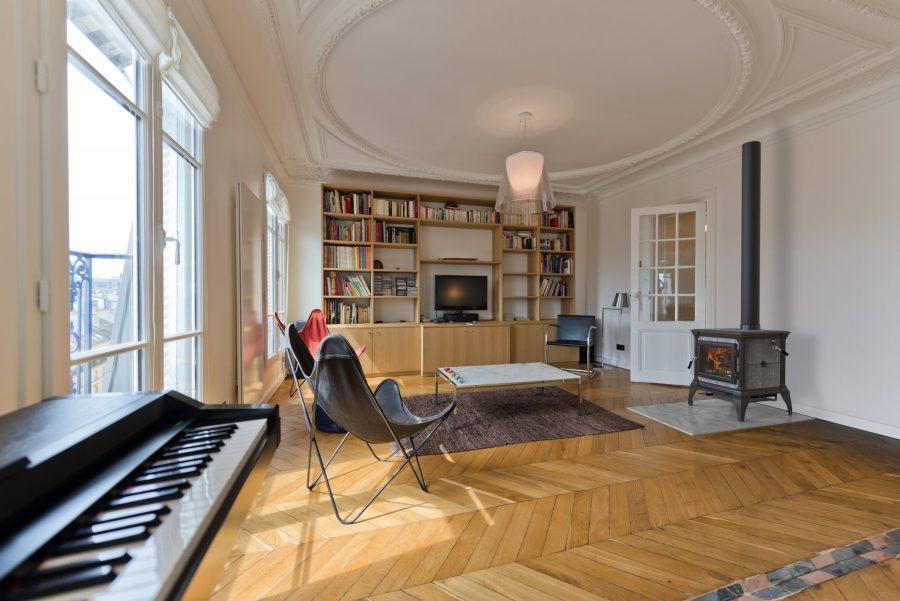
[544,314,598,378]
[286,334,456,524]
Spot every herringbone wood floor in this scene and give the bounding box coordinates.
[211,368,900,601]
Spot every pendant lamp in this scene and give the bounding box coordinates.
[495,112,556,214]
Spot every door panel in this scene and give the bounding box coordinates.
[630,202,706,385]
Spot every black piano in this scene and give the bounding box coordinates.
[0,391,279,601]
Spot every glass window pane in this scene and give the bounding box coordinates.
[68,59,140,353]
[678,239,696,267]
[639,293,655,322]
[162,143,198,336]
[659,240,676,267]
[639,241,655,269]
[657,296,675,322]
[67,0,139,102]
[678,296,696,322]
[71,350,142,394]
[639,268,654,297]
[657,269,675,295]
[162,84,198,156]
[163,337,199,398]
[639,215,655,241]
[678,268,696,295]
[659,213,677,239]
[679,212,696,238]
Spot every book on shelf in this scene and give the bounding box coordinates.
[503,231,535,249]
[324,217,368,242]
[420,205,498,224]
[323,245,369,269]
[324,272,371,296]
[541,255,573,274]
[501,213,535,226]
[375,222,417,244]
[372,197,417,218]
[539,233,570,251]
[540,277,568,297]
[325,299,369,324]
[541,208,574,228]
[324,189,370,215]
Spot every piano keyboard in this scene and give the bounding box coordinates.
[2,419,268,601]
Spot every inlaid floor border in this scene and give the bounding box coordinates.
[689,528,900,600]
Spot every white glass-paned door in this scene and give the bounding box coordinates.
[161,84,202,398]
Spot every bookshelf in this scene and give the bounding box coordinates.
[321,185,576,325]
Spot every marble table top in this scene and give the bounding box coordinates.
[436,362,580,389]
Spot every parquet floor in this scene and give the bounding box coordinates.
[211,368,900,601]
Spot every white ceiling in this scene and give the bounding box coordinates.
[200,0,900,195]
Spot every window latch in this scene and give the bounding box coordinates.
[164,232,181,265]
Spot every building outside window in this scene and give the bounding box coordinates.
[265,174,290,359]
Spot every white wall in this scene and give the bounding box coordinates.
[588,87,900,437]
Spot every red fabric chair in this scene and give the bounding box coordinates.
[299,309,366,358]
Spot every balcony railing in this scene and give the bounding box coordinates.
[69,250,133,394]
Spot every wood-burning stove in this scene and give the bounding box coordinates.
[689,329,791,420]
[687,141,793,421]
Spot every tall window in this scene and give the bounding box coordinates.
[265,175,290,359]
[67,0,205,398]
[161,85,202,398]
[67,0,145,393]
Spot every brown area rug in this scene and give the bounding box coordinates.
[403,386,644,456]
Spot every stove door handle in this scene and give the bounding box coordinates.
[687,356,694,370]
[770,341,789,356]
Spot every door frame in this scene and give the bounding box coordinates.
[629,189,716,384]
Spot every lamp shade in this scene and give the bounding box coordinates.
[495,150,557,215]
[612,292,630,310]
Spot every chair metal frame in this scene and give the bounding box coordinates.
[285,344,453,525]
[544,318,598,378]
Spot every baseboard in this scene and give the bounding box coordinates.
[758,400,900,440]
[260,374,284,404]
[598,356,630,370]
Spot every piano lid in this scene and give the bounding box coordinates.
[0,393,177,483]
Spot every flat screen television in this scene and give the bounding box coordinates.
[434,275,488,313]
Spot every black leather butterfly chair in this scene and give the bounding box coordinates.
[286,333,456,524]
[287,322,346,433]
[544,314,598,378]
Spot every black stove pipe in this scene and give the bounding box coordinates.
[741,141,761,330]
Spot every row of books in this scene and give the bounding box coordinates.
[420,205,498,223]
[325,300,369,324]
[373,197,417,218]
[542,255,573,274]
[324,272,371,297]
[375,223,416,244]
[540,278,569,297]
[324,218,368,242]
[503,231,535,249]
[540,234,570,251]
[373,274,418,296]
[542,208,574,229]
[324,246,369,269]
[324,189,370,215]
[501,214,537,226]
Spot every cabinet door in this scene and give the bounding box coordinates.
[371,327,421,374]
[333,327,374,373]
[546,324,579,363]
[510,324,547,363]
[478,326,510,365]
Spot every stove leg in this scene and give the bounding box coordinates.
[688,380,698,406]
[781,387,793,415]
[736,397,749,421]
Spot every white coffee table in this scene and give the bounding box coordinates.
[435,362,585,415]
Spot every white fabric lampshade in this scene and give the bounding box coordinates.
[495,150,557,215]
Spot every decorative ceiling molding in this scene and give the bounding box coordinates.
[306,0,755,189]
[829,0,900,25]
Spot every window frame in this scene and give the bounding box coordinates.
[265,174,289,361]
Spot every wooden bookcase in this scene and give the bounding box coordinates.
[321,184,576,325]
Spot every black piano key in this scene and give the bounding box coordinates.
[160,444,220,459]
[50,525,150,556]
[146,455,210,471]
[188,423,236,434]
[164,439,224,452]
[7,564,116,601]
[117,479,189,498]
[133,466,201,484]
[179,429,234,442]
[87,503,170,525]
[142,457,207,475]
[33,551,130,578]
[105,487,182,510]
[72,513,160,538]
